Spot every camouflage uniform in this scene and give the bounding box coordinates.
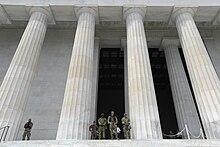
[108,115,118,139]
[89,122,98,139]
[22,120,33,140]
[98,117,107,139]
[121,115,131,139]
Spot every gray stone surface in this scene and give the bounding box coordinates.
[1,4,220,26]
[204,35,220,79]
[0,30,22,86]
[1,140,220,147]
[1,0,220,5]
[16,29,74,140]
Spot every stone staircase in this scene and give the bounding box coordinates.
[0,140,220,147]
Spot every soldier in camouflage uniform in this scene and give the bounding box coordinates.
[107,111,118,139]
[98,113,107,139]
[121,113,131,139]
[89,121,98,139]
[22,118,33,140]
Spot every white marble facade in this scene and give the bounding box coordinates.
[0,1,220,141]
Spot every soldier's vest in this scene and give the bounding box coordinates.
[99,118,106,125]
[122,117,129,124]
[109,116,117,123]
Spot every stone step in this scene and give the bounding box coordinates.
[1,140,220,147]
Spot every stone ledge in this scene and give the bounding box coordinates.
[1,140,220,147]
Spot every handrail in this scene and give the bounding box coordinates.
[0,126,10,142]
[162,124,205,139]
[0,126,9,130]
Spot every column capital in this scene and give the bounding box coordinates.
[123,7,146,21]
[160,38,180,50]
[169,6,198,25]
[75,7,98,23]
[27,6,55,24]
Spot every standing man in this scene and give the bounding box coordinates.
[22,118,33,140]
[89,121,98,139]
[121,113,131,139]
[108,111,118,139]
[98,113,107,139]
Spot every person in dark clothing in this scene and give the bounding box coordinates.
[22,118,33,140]
[89,121,98,139]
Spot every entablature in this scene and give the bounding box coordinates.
[0,4,220,27]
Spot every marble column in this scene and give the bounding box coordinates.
[125,8,162,139]
[0,7,50,140]
[162,39,202,138]
[173,8,220,139]
[90,38,100,124]
[56,8,97,140]
[124,46,129,115]
[121,38,129,115]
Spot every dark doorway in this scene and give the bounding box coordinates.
[148,49,178,138]
[96,48,179,139]
[97,48,125,139]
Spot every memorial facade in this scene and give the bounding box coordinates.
[0,0,220,142]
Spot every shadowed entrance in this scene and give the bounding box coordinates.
[148,48,178,138]
[97,48,125,139]
[96,48,178,139]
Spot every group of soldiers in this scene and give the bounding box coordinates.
[89,111,131,140]
[22,111,130,140]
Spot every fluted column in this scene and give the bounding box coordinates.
[56,8,97,140]
[0,7,50,140]
[125,8,162,139]
[162,39,202,138]
[173,8,220,139]
[90,38,100,124]
[121,38,129,115]
[124,46,129,115]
